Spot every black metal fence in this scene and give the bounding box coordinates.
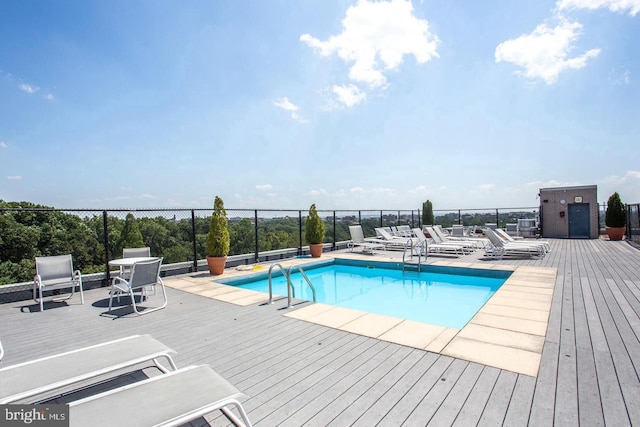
[3,202,636,291]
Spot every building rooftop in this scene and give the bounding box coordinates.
[1,237,639,426]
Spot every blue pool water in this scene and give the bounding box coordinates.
[223,261,508,328]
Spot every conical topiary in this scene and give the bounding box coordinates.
[605,192,626,228]
[206,196,230,257]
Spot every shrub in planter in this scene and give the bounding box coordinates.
[605,192,626,241]
[206,196,230,274]
[305,204,325,257]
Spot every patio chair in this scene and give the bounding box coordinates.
[122,247,151,258]
[33,254,84,311]
[348,225,386,253]
[0,334,177,404]
[431,225,486,249]
[118,246,153,290]
[418,227,466,256]
[69,364,252,427]
[483,228,545,259]
[374,228,414,250]
[108,257,167,315]
[494,228,550,253]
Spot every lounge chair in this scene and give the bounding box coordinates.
[374,228,415,250]
[412,228,465,257]
[431,225,486,249]
[0,334,177,404]
[494,228,550,253]
[108,257,167,315]
[483,228,545,259]
[348,225,386,253]
[423,226,478,253]
[69,365,252,427]
[34,254,84,311]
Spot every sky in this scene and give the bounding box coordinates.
[1,0,639,211]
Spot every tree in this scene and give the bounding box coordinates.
[119,213,145,250]
[422,200,434,225]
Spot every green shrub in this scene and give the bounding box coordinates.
[605,192,626,228]
[206,196,230,257]
[422,200,434,225]
[304,204,325,244]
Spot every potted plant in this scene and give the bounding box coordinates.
[206,196,230,274]
[605,192,626,241]
[305,204,325,257]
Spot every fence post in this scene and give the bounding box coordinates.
[298,210,303,256]
[458,210,461,225]
[102,210,110,287]
[495,209,499,228]
[191,210,197,272]
[332,210,336,251]
[254,210,259,262]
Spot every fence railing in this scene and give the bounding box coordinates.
[5,202,636,289]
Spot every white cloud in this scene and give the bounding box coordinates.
[300,0,439,89]
[43,93,54,100]
[18,83,39,94]
[308,189,329,197]
[495,18,600,84]
[256,184,273,191]
[0,142,7,148]
[609,68,631,84]
[273,97,308,123]
[350,187,364,193]
[7,176,22,180]
[556,0,640,16]
[332,84,367,108]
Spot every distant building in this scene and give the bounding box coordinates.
[539,185,598,239]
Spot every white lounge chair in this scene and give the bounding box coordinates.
[374,228,415,250]
[494,228,550,253]
[413,228,465,257]
[483,228,545,259]
[108,258,167,315]
[0,334,177,404]
[431,225,486,249]
[423,226,477,253]
[33,254,84,311]
[69,365,252,427]
[348,225,386,253]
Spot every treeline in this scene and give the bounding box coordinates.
[0,201,394,285]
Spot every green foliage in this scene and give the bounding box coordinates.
[304,204,325,244]
[206,196,230,257]
[605,192,626,227]
[119,213,145,249]
[422,200,434,225]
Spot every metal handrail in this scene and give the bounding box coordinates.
[402,238,425,273]
[267,263,290,305]
[286,265,317,309]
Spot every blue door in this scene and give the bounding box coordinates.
[568,203,590,238]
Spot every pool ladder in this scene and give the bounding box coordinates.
[267,263,317,309]
[402,238,426,273]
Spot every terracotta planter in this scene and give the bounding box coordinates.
[309,243,323,258]
[206,255,227,275]
[605,227,625,241]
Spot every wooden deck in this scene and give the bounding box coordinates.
[1,238,640,426]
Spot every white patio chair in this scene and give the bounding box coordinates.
[118,246,152,282]
[34,254,84,311]
[108,258,167,315]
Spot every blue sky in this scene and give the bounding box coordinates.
[1,0,639,211]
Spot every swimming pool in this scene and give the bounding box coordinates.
[222,260,509,328]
